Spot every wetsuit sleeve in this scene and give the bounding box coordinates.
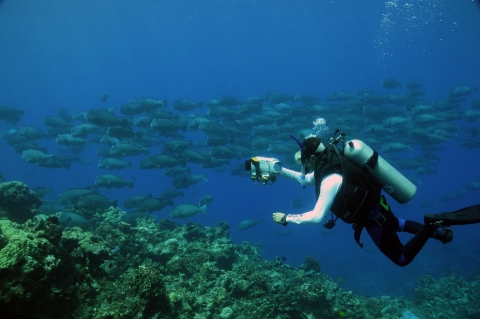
[280,167,315,185]
[286,174,343,224]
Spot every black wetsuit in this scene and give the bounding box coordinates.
[314,148,433,266]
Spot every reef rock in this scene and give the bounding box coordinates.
[0,216,90,318]
[1,203,479,319]
[412,272,480,318]
[0,181,41,223]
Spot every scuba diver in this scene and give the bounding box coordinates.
[259,132,480,267]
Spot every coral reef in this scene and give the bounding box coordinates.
[0,181,41,223]
[411,270,480,319]
[0,193,479,318]
[301,255,321,273]
[0,216,87,318]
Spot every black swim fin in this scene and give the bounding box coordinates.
[425,204,480,227]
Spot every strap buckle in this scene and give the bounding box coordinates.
[363,150,379,172]
[373,213,386,226]
[427,219,444,227]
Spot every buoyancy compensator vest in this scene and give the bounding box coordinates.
[314,147,381,224]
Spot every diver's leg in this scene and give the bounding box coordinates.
[382,220,437,267]
[367,208,439,266]
[399,219,453,243]
[401,225,436,265]
[401,220,422,234]
[365,207,416,266]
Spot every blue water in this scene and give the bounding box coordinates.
[1,0,480,299]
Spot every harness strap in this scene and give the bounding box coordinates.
[353,224,364,248]
[363,150,379,172]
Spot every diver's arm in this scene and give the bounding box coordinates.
[280,167,315,185]
[285,174,342,224]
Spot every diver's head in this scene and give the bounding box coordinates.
[302,136,324,157]
[294,136,325,166]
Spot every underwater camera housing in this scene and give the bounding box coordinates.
[245,156,282,185]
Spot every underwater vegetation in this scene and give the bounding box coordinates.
[0,181,479,319]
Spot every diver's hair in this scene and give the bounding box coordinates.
[302,136,321,157]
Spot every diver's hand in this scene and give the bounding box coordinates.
[273,212,286,224]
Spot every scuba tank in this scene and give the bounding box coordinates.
[343,139,416,204]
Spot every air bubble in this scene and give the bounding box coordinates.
[312,118,329,137]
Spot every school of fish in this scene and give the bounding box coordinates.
[1,79,479,229]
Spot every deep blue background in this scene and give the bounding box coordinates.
[1,0,480,299]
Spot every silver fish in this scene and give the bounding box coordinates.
[238,219,263,230]
[95,174,134,189]
[170,204,207,219]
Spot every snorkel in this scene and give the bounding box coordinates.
[288,118,329,189]
[290,134,306,188]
